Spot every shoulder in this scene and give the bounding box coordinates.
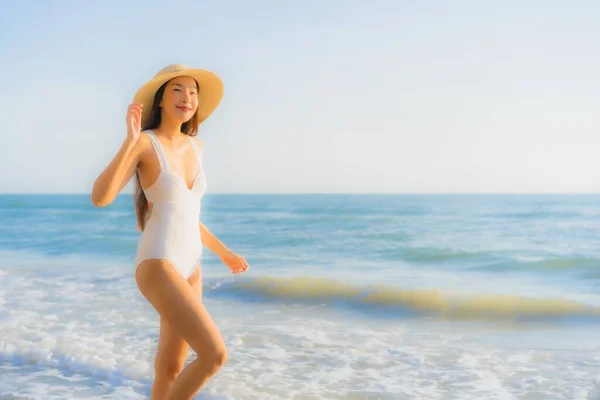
[139,130,152,142]
[190,135,205,152]
[134,130,155,159]
[137,130,154,150]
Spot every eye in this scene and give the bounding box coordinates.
[173,88,181,92]
[191,91,197,96]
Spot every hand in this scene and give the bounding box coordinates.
[220,249,249,275]
[126,103,143,143]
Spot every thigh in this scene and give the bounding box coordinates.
[136,260,223,354]
[155,267,203,366]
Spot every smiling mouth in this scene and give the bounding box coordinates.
[176,106,192,111]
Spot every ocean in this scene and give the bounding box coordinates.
[0,193,599,399]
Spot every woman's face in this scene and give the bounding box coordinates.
[160,76,199,124]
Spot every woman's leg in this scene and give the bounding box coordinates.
[150,267,202,400]
[136,260,227,400]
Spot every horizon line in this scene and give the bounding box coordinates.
[2,192,600,196]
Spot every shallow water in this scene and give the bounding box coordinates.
[1,194,600,399]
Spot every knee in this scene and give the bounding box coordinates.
[154,359,183,382]
[215,347,228,367]
[206,345,228,371]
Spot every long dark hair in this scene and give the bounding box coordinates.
[134,78,200,231]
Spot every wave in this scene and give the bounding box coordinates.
[522,257,600,270]
[474,257,600,277]
[400,247,489,264]
[0,347,220,400]
[0,345,150,395]
[208,276,600,322]
[292,205,424,217]
[483,211,583,220]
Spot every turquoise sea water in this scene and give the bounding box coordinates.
[1,194,599,399]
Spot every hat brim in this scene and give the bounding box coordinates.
[133,68,224,127]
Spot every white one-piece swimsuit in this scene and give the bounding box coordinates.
[134,129,207,279]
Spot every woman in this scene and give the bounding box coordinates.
[91,64,249,400]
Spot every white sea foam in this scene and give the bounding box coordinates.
[1,254,600,399]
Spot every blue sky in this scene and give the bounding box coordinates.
[1,0,599,194]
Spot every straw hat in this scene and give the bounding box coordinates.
[133,63,224,126]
